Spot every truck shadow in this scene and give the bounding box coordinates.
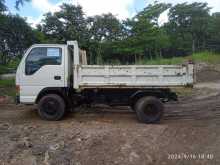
[65,106,138,124]
[64,105,220,124]
[13,104,220,124]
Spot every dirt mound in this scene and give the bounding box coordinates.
[196,69,220,83]
[196,68,220,83]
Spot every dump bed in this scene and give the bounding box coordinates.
[73,64,194,89]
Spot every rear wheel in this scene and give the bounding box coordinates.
[38,94,66,121]
[134,96,164,124]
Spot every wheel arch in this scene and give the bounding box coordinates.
[35,87,70,106]
[129,89,176,105]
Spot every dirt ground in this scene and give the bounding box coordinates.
[1,64,220,165]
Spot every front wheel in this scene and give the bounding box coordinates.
[134,96,164,124]
[38,94,66,121]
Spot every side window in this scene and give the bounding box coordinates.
[25,47,62,75]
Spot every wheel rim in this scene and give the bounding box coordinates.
[143,104,160,118]
[42,98,59,116]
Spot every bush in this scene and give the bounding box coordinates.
[0,65,9,75]
[137,52,220,65]
[0,58,20,75]
[192,52,220,64]
[0,79,15,87]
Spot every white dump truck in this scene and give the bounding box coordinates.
[16,41,194,123]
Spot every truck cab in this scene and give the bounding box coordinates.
[16,41,194,123]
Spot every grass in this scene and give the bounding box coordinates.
[191,52,220,64]
[0,58,20,75]
[0,79,16,97]
[138,51,220,65]
[0,65,10,75]
[0,79,15,87]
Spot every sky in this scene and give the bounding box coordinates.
[5,0,220,27]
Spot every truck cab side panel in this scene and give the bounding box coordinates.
[16,45,68,104]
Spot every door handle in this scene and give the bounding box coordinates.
[54,76,61,80]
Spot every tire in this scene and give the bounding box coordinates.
[38,94,66,121]
[134,96,164,124]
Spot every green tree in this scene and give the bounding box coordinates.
[0,15,36,64]
[41,12,65,43]
[0,0,30,11]
[0,0,6,12]
[206,12,220,52]
[58,4,88,48]
[41,4,88,48]
[166,2,210,54]
[15,0,30,9]
[117,2,171,61]
[88,13,124,42]
[87,13,124,64]
[137,2,171,26]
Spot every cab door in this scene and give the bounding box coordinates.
[18,45,65,103]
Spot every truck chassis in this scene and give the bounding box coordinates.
[16,41,194,124]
